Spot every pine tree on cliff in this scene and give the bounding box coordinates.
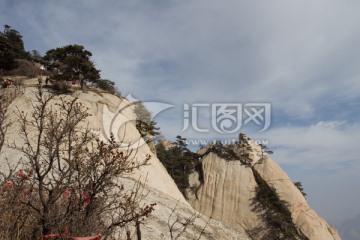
[44,44,100,92]
[0,24,30,71]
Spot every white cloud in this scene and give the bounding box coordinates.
[4,0,360,114]
[253,121,360,168]
[314,121,346,129]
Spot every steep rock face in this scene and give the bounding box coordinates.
[253,157,341,240]
[187,152,262,231]
[188,140,341,240]
[0,85,251,239]
[121,177,251,240]
[1,87,187,205]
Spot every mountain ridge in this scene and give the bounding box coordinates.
[0,82,341,239]
[0,83,250,239]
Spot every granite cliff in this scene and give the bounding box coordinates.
[0,83,250,239]
[0,81,341,239]
[187,136,341,239]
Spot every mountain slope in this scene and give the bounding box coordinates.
[0,83,251,239]
[187,139,341,240]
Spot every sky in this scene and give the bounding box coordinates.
[1,0,360,227]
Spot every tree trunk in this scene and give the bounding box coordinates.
[80,79,87,93]
[126,230,131,240]
[40,213,51,236]
[136,221,141,240]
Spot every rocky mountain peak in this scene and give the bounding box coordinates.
[188,137,341,240]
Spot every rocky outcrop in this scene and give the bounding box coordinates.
[121,177,251,240]
[188,139,341,240]
[0,84,341,239]
[1,86,187,204]
[187,152,262,231]
[0,85,251,239]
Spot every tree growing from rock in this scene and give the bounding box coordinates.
[134,101,160,139]
[44,44,101,92]
[156,136,199,197]
[294,181,307,198]
[250,171,306,240]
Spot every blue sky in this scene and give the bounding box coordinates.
[1,0,360,226]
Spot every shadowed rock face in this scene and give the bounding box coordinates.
[253,158,340,240]
[188,141,341,240]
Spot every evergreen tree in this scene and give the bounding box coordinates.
[134,101,160,138]
[294,181,307,198]
[0,25,29,72]
[96,79,118,94]
[156,136,199,197]
[44,44,100,92]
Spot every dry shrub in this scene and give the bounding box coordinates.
[0,89,154,239]
[9,59,42,78]
[51,80,71,93]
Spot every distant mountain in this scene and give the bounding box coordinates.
[338,214,360,240]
